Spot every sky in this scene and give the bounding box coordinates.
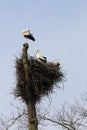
[0,0,87,130]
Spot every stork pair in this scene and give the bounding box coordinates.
[22,29,47,62]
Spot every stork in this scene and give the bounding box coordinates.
[35,50,47,62]
[22,29,35,41]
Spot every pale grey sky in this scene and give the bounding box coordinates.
[0,0,87,129]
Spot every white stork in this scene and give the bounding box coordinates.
[22,29,35,41]
[35,50,47,62]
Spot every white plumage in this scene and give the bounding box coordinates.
[35,50,47,62]
[22,29,30,35]
[22,29,35,41]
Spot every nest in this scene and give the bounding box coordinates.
[14,57,64,104]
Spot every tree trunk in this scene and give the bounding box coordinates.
[27,100,38,130]
[22,43,38,130]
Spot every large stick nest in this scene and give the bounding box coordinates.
[14,57,64,104]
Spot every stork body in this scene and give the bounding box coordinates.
[22,29,35,41]
[35,50,47,62]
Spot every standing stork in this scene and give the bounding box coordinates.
[35,49,47,62]
[22,29,35,41]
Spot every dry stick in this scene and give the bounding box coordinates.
[22,43,38,130]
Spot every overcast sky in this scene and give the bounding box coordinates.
[0,0,87,130]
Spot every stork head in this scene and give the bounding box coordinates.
[36,49,40,54]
